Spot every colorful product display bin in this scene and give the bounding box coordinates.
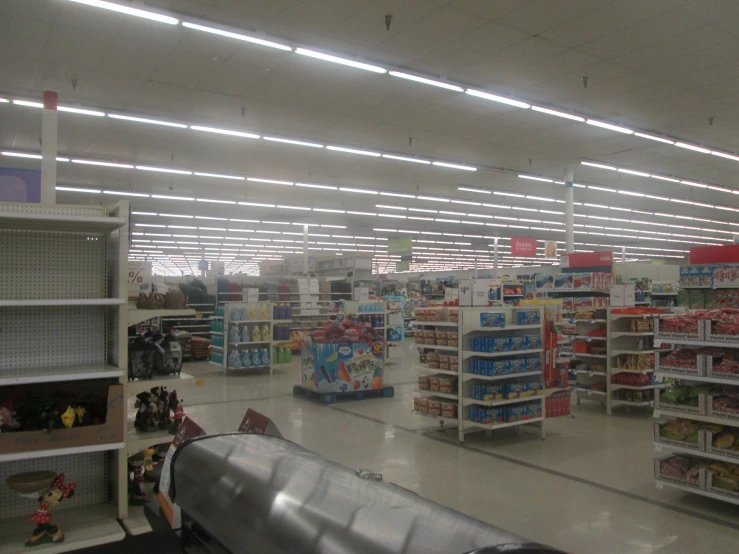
[300,339,384,394]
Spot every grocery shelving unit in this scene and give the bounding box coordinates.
[563,316,609,409]
[652,316,739,506]
[606,309,671,415]
[0,202,129,550]
[459,306,546,443]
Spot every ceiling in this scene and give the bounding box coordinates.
[2,0,739,274]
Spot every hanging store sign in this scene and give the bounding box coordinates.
[563,250,613,268]
[544,241,558,259]
[690,244,739,264]
[511,236,537,257]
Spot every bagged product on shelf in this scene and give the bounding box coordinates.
[447,330,459,346]
[449,355,459,372]
[428,376,440,392]
[441,401,457,419]
[438,376,457,394]
[418,375,430,390]
[427,352,440,369]
[435,330,447,346]
[428,399,442,417]
[438,354,450,370]
[418,397,429,414]
[658,419,702,444]
[658,455,706,485]
[413,396,422,411]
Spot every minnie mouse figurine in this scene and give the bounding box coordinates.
[26,473,76,547]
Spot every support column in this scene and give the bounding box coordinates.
[41,91,59,204]
[302,224,309,275]
[565,167,574,253]
[622,245,626,263]
[493,237,499,279]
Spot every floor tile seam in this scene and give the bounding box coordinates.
[326,405,739,532]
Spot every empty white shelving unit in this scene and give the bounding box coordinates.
[0,202,129,552]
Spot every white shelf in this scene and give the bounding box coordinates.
[229,340,272,346]
[127,426,174,455]
[414,389,458,400]
[655,478,739,507]
[611,349,671,356]
[466,324,541,331]
[209,331,224,335]
[209,360,224,368]
[464,416,544,431]
[464,395,544,407]
[653,410,739,428]
[611,313,662,321]
[655,338,739,349]
[611,399,654,407]
[127,372,195,396]
[571,335,607,341]
[611,332,654,338]
[0,363,122,386]
[652,292,679,296]
[412,411,458,425]
[0,298,125,307]
[416,344,459,352]
[611,383,667,391]
[230,319,272,324]
[570,369,607,377]
[128,308,196,326]
[656,372,739,385]
[0,504,124,554]
[612,368,654,374]
[463,370,541,382]
[411,321,458,327]
[227,364,271,371]
[575,387,605,396]
[653,442,739,465]
[463,348,542,359]
[546,288,609,293]
[209,345,223,350]
[421,368,459,376]
[0,211,126,232]
[0,441,125,463]
[573,353,607,359]
[567,318,607,324]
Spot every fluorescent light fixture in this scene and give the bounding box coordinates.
[432,161,477,171]
[103,190,149,197]
[450,200,481,206]
[711,151,739,162]
[327,146,381,157]
[681,180,708,188]
[194,172,244,180]
[196,198,237,204]
[12,100,43,108]
[2,151,41,159]
[494,191,525,198]
[530,106,584,122]
[586,119,633,134]
[382,154,431,164]
[295,48,386,73]
[651,175,681,183]
[518,174,553,183]
[588,185,616,193]
[675,142,711,154]
[458,187,490,194]
[151,194,194,201]
[0,98,8,103]
[581,161,617,170]
[408,216,434,221]
[264,136,322,148]
[618,190,645,197]
[67,0,179,24]
[388,71,462,92]
[296,182,337,190]
[109,114,186,128]
[340,187,377,195]
[380,192,416,198]
[379,213,407,219]
[56,186,100,193]
[71,159,133,168]
[58,106,105,116]
[465,89,530,109]
[132,212,157,216]
[313,208,345,213]
[671,198,694,205]
[277,205,311,211]
[707,185,729,192]
[137,166,191,175]
[247,177,293,186]
[376,205,406,210]
[634,132,674,144]
[618,168,650,177]
[417,196,450,202]
[190,125,259,139]
[182,21,291,50]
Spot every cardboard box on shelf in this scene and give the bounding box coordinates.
[610,284,635,307]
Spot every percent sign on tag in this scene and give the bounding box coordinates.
[128,269,143,285]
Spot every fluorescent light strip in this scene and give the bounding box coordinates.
[108,114,186,128]
[151,195,194,201]
[380,192,416,198]
[340,187,377,195]
[618,168,650,177]
[327,146,381,157]
[530,106,584,122]
[518,175,553,183]
[712,151,739,162]
[190,125,259,139]
[71,159,133,168]
[388,71,462,92]
[197,198,237,204]
[634,133,674,144]
[137,166,192,175]
[458,187,490,194]
[264,136,323,148]
[182,21,291,51]
[247,177,293,186]
[56,186,100,193]
[432,161,477,171]
[67,0,178,24]
[676,142,711,154]
[295,48,386,74]
[586,120,633,134]
[465,89,530,109]
[194,172,244,180]
[296,183,337,190]
[382,154,431,165]
[103,190,149,197]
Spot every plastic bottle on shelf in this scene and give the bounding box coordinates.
[230,306,241,322]
[241,350,251,368]
[252,325,261,342]
[286,348,293,363]
[262,347,270,366]
[229,325,241,343]
[273,303,279,319]
[227,350,242,368]
[262,324,270,342]
[251,348,261,367]
[241,325,250,343]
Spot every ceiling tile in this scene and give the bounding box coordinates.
[496,0,612,35]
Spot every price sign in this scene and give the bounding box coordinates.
[127,261,151,286]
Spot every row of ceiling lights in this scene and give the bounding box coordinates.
[61,0,739,168]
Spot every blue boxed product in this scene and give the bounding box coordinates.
[509,358,527,373]
[503,382,530,399]
[480,312,506,328]
[535,274,553,289]
[490,337,510,352]
[516,310,541,326]
[471,407,479,423]
[482,384,503,401]
[509,336,527,351]
[491,360,510,375]
[472,338,479,352]
[525,334,543,350]
[526,356,542,372]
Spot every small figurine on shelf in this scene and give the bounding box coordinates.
[127,454,148,506]
[60,406,76,429]
[26,473,77,547]
[134,392,156,432]
[168,390,184,434]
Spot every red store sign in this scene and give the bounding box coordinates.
[511,236,537,257]
[562,250,613,268]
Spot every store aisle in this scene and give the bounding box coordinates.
[153,339,739,553]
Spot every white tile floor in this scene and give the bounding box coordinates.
[164,340,739,553]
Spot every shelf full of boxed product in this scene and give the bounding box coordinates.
[606,307,673,415]
[0,201,131,547]
[652,308,739,505]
